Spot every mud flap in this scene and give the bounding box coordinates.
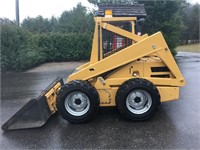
[2,77,64,131]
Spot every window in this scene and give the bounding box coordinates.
[102,22,132,58]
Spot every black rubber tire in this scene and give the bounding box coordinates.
[56,80,100,123]
[116,78,160,121]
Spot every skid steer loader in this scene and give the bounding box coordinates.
[2,5,185,131]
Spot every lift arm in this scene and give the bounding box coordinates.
[67,32,185,86]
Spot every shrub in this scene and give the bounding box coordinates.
[37,32,93,62]
[1,24,93,72]
[1,24,45,71]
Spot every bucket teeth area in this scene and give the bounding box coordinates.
[2,77,64,131]
[2,97,51,131]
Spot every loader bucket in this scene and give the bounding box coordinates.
[2,77,64,131]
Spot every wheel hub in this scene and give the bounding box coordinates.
[126,90,152,114]
[75,99,81,105]
[134,97,141,103]
[64,91,90,116]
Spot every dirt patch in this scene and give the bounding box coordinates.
[26,62,86,73]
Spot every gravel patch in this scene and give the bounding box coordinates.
[26,62,86,73]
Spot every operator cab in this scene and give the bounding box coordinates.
[97,4,147,58]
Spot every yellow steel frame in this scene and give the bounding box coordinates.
[66,17,185,106]
[45,82,62,113]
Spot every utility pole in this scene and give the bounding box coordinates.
[16,0,20,26]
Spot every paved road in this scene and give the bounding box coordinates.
[0,52,200,149]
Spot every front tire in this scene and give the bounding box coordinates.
[56,80,99,123]
[116,78,160,121]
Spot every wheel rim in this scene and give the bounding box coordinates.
[64,91,90,116]
[126,89,152,114]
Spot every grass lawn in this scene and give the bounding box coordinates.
[176,43,200,53]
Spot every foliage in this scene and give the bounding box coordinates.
[140,0,185,55]
[180,3,200,41]
[37,32,93,62]
[59,3,94,33]
[0,18,16,25]
[1,23,93,71]
[21,16,53,33]
[1,23,45,71]
[88,0,136,5]
[21,3,95,34]
[1,3,94,72]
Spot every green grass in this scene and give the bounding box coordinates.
[176,44,200,53]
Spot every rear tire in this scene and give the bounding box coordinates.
[56,80,99,123]
[116,78,160,121]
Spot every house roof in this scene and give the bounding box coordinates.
[97,4,147,18]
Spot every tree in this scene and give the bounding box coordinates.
[140,0,185,55]
[88,0,136,5]
[59,3,94,33]
[50,16,59,32]
[21,3,95,34]
[21,16,52,33]
[189,3,200,40]
[0,18,16,25]
[180,3,200,41]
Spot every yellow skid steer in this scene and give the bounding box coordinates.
[2,5,185,131]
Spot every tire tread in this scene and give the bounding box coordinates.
[56,80,99,123]
[116,78,160,121]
